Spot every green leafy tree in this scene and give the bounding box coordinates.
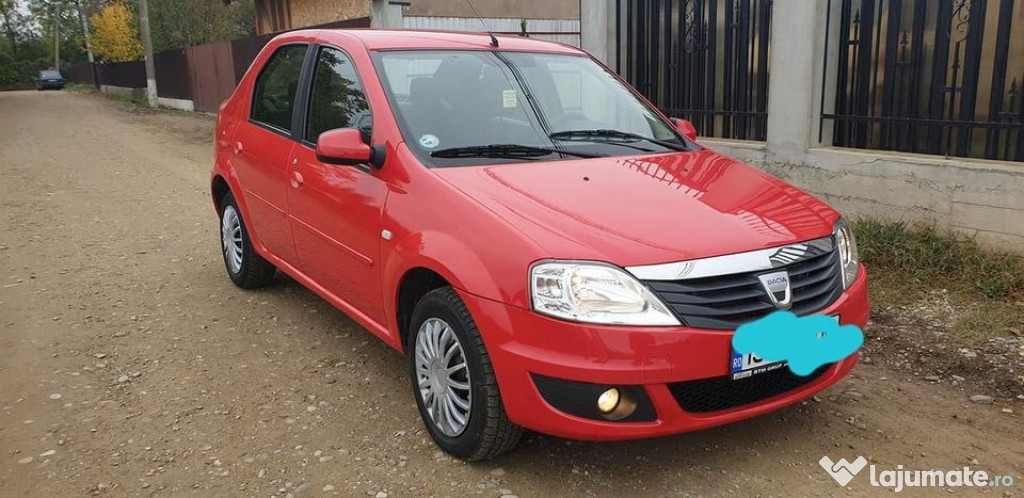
[1,0,56,85]
[28,0,90,67]
[149,0,254,51]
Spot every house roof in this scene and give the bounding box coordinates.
[315,29,583,54]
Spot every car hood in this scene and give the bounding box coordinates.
[432,148,840,267]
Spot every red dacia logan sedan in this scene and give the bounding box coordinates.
[211,29,869,460]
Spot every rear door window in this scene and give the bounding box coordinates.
[251,44,308,133]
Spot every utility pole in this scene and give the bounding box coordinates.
[75,0,97,88]
[75,0,93,64]
[53,3,59,69]
[137,0,157,107]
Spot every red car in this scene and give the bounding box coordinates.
[211,29,869,460]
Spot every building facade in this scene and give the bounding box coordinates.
[253,0,579,44]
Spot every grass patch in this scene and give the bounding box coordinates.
[852,218,1024,340]
[853,218,1024,302]
[104,91,150,108]
[65,82,96,93]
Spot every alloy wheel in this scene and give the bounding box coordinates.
[221,205,243,274]
[414,317,472,437]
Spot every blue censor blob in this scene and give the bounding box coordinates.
[732,311,864,376]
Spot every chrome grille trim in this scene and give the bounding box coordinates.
[625,236,835,281]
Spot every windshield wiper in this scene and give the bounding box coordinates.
[430,144,603,159]
[549,129,690,151]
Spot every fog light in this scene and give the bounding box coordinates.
[597,388,620,413]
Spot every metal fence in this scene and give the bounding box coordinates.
[821,0,1024,162]
[64,63,97,87]
[154,49,191,100]
[615,0,772,141]
[97,60,147,89]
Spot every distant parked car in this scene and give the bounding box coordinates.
[211,29,869,461]
[36,70,64,90]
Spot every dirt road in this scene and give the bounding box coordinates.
[0,90,1021,497]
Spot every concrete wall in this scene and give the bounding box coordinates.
[584,0,1024,250]
[579,0,616,66]
[157,97,195,112]
[704,140,1024,247]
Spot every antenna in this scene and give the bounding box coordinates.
[463,0,499,47]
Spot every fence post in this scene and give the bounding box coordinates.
[580,0,616,69]
[765,1,829,160]
[370,0,404,29]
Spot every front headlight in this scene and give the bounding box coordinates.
[530,261,680,326]
[834,218,860,289]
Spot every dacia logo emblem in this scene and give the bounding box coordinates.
[757,270,792,309]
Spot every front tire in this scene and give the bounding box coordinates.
[408,287,522,461]
[219,192,276,289]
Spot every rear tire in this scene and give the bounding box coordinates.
[219,192,276,289]
[408,287,522,461]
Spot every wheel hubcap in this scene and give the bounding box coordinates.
[415,318,471,437]
[221,206,243,274]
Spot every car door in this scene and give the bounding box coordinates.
[287,45,389,325]
[232,43,310,263]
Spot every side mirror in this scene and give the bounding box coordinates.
[671,118,698,142]
[316,128,372,166]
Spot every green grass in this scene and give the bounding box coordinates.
[104,91,150,107]
[64,82,95,93]
[853,218,1024,301]
[852,218,1024,340]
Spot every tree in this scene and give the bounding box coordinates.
[1,0,50,85]
[26,0,92,68]
[88,1,142,62]
[1,0,25,57]
[149,0,254,52]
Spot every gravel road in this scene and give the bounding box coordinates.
[1,90,1021,497]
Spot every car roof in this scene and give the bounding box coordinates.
[304,29,584,54]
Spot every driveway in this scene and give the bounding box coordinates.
[0,90,1021,497]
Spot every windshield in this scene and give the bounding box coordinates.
[373,50,688,166]
[41,70,62,79]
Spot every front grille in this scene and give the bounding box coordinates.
[667,365,830,413]
[642,248,844,330]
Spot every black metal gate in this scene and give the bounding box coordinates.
[616,0,772,141]
[821,0,1024,161]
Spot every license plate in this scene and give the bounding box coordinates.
[730,353,786,380]
[730,314,840,380]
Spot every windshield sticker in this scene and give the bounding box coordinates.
[419,134,440,149]
[502,89,517,108]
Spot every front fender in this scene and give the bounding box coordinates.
[382,230,513,329]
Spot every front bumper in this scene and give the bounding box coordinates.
[459,266,869,440]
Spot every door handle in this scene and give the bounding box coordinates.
[234,141,243,154]
[290,171,304,189]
